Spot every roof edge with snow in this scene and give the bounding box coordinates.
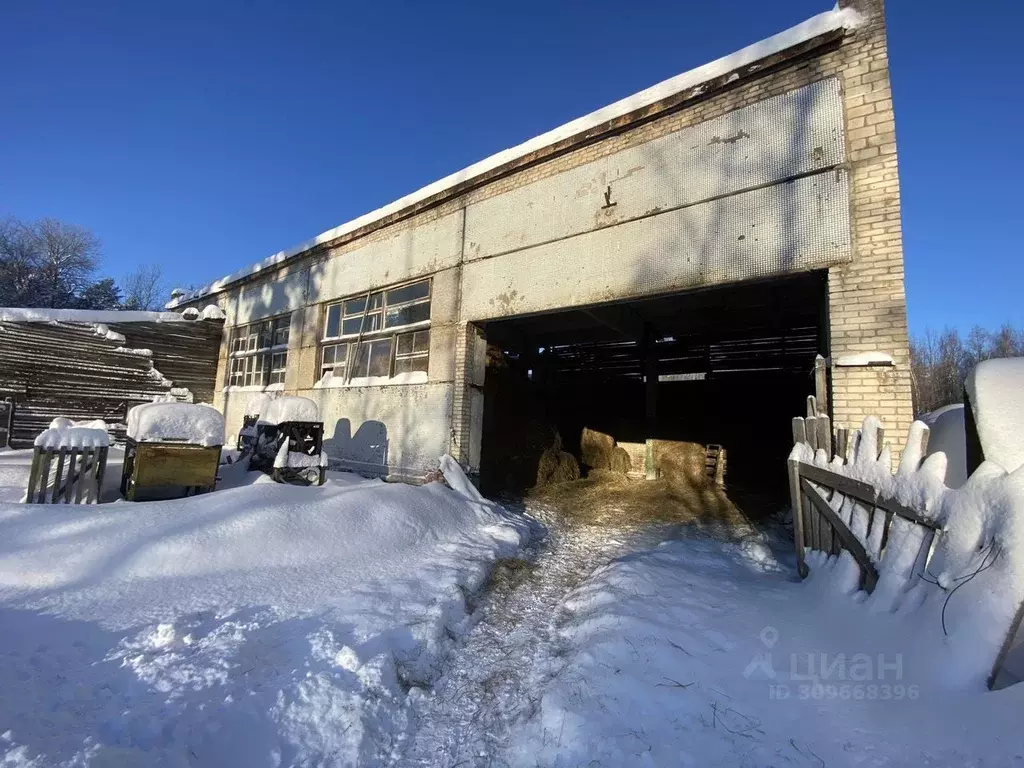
[0,306,226,324]
[169,5,863,309]
[0,308,188,324]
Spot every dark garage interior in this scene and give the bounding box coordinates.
[479,271,829,510]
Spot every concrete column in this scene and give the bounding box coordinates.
[451,322,486,472]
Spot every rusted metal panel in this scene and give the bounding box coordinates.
[464,79,845,263]
[460,169,850,321]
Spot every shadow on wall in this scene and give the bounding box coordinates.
[325,418,389,475]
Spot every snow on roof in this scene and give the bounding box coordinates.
[126,402,225,446]
[0,306,226,324]
[966,358,1024,474]
[167,5,862,308]
[258,396,319,426]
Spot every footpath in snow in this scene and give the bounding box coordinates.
[398,498,653,765]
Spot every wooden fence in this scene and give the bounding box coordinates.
[787,396,939,590]
[787,398,1024,689]
[24,445,109,504]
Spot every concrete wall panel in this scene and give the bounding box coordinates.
[464,78,844,262]
[302,383,452,477]
[460,169,850,321]
[234,268,310,325]
[308,211,462,304]
[218,382,452,478]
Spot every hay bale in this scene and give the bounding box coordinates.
[610,446,632,475]
[650,439,708,486]
[581,427,615,471]
[535,432,581,487]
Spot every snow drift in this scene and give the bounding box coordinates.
[0,466,528,766]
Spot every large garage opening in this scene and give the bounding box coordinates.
[479,272,828,517]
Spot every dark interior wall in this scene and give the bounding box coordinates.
[479,273,827,499]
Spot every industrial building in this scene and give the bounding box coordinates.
[171,0,911,495]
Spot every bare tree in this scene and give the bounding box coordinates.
[911,323,1024,415]
[122,264,166,311]
[0,218,39,306]
[30,218,101,307]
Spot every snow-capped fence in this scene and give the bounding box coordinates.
[788,396,1024,689]
[24,422,110,504]
[788,403,940,591]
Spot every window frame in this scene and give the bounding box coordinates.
[226,315,291,388]
[318,279,432,384]
[322,278,432,344]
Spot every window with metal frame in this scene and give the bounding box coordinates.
[227,315,290,387]
[319,279,431,382]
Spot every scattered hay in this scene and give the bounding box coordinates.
[535,432,581,487]
[529,470,747,529]
[610,446,632,475]
[580,427,615,471]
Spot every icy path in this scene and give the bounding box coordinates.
[395,500,686,766]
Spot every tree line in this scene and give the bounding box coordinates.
[0,216,166,311]
[911,324,1024,415]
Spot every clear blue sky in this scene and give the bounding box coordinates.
[1,1,1019,335]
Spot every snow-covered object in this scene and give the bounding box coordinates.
[166,5,862,308]
[0,468,527,764]
[126,402,225,446]
[966,357,1024,475]
[92,323,126,343]
[835,351,894,366]
[258,396,319,426]
[180,307,200,320]
[0,308,185,323]
[200,304,225,320]
[244,392,276,417]
[34,420,109,449]
[920,404,968,488]
[439,455,485,503]
[791,416,1024,686]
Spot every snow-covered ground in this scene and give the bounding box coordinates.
[0,454,527,766]
[502,532,1024,766]
[2,449,1023,766]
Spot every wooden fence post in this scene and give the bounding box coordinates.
[816,415,832,459]
[814,355,829,418]
[788,459,808,578]
[836,427,849,463]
